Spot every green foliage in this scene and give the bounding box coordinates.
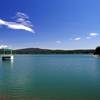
[94,46,100,55]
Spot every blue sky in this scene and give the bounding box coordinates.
[0,0,100,50]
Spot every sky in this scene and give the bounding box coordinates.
[0,0,100,50]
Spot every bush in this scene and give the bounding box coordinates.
[94,46,100,55]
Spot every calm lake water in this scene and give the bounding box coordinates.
[0,54,100,100]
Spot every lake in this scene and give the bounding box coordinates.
[0,54,100,100]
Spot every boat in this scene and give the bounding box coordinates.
[2,48,14,61]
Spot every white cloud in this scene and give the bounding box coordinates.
[89,33,98,37]
[16,12,29,19]
[0,19,6,24]
[0,12,35,33]
[74,37,81,41]
[16,12,33,27]
[86,36,92,39]
[0,45,8,49]
[56,41,62,44]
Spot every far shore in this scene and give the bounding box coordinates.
[0,48,94,54]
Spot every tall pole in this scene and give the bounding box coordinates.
[3,48,5,55]
[11,49,12,55]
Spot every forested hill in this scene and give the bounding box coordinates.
[0,48,94,54]
[13,48,94,54]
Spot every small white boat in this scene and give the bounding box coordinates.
[2,48,14,61]
[2,55,14,61]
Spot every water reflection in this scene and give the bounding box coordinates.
[0,55,100,100]
[1,59,14,69]
[0,60,13,96]
[95,57,100,70]
[0,57,35,98]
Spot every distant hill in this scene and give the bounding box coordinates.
[13,48,52,54]
[13,48,94,54]
[0,48,94,54]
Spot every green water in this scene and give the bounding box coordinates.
[0,54,100,100]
